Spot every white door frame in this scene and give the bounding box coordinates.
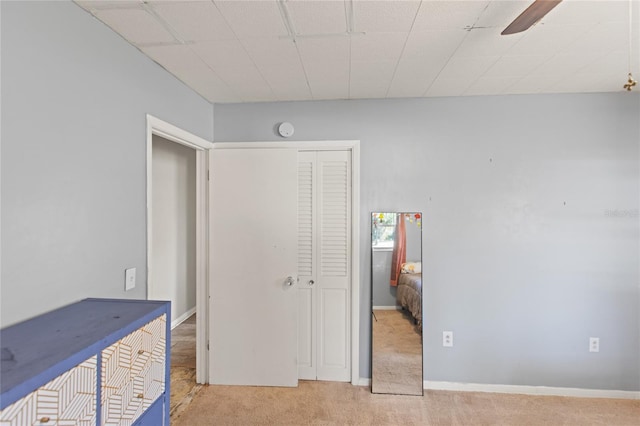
[146,114,213,384]
[212,140,361,385]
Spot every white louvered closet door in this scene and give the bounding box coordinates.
[298,150,351,382]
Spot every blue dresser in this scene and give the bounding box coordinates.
[0,298,171,425]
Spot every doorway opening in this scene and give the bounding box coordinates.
[146,115,213,398]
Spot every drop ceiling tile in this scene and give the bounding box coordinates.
[507,23,592,56]
[190,40,274,100]
[426,76,474,97]
[582,49,637,75]
[455,27,524,57]
[240,37,300,68]
[150,1,235,42]
[142,44,205,78]
[310,83,350,100]
[535,52,603,77]
[387,58,445,98]
[438,54,499,81]
[286,0,347,35]
[80,0,640,101]
[474,0,534,28]
[562,21,638,55]
[234,85,277,102]
[75,1,141,11]
[350,32,408,63]
[303,60,350,100]
[350,61,397,98]
[214,0,288,38]
[412,0,491,31]
[257,63,311,100]
[483,55,548,78]
[464,76,520,96]
[542,0,638,26]
[353,0,421,33]
[212,66,272,96]
[141,44,239,102]
[297,37,350,66]
[401,29,468,59]
[387,76,434,98]
[546,72,615,94]
[95,8,176,45]
[505,73,563,94]
[191,40,256,71]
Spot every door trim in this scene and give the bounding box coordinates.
[212,140,361,385]
[146,114,214,384]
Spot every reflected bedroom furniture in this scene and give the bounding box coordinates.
[0,298,171,426]
[396,272,422,330]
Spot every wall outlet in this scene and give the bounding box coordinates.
[125,268,136,291]
[589,337,599,353]
[443,331,453,347]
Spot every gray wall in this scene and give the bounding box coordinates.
[372,249,395,307]
[1,1,213,326]
[214,93,640,391]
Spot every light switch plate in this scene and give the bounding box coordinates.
[443,331,453,347]
[125,268,136,291]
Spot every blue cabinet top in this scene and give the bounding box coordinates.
[0,298,170,409]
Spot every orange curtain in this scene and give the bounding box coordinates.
[389,214,406,287]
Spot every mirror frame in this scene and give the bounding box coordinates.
[370,211,423,396]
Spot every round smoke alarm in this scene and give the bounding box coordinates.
[278,122,295,138]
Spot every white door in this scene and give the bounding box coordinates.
[209,148,299,387]
[298,151,351,382]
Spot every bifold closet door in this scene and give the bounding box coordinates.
[209,148,299,387]
[298,150,351,382]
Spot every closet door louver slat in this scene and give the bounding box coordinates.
[298,160,313,277]
[320,161,348,277]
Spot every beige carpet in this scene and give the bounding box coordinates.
[172,380,639,426]
[171,314,639,425]
[372,309,422,395]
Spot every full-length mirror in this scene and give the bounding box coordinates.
[371,212,423,395]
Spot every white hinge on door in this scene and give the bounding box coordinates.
[207,170,210,181]
[207,341,210,350]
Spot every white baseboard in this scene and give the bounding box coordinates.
[423,381,640,400]
[372,306,401,310]
[356,378,371,386]
[357,378,639,399]
[171,307,196,330]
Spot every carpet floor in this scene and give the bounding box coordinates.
[372,309,422,395]
[172,380,639,426]
[170,315,639,425]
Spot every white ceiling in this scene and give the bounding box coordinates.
[75,0,640,103]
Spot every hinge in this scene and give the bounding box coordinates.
[207,341,210,350]
[207,170,210,181]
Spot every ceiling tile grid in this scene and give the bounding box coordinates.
[75,0,640,103]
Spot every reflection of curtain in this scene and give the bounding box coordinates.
[390,214,406,287]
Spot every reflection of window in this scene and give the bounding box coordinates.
[372,213,396,250]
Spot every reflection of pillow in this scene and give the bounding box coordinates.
[401,262,421,274]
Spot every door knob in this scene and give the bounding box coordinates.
[285,276,296,287]
[308,280,315,286]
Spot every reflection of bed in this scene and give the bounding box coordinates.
[397,273,422,329]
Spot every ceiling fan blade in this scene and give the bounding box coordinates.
[501,0,563,35]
